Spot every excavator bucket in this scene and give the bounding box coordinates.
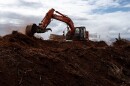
[26,24,38,37]
[26,24,52,37]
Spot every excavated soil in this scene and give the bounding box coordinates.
[0,31,130,86]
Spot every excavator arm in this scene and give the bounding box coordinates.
[39,8,55,30]
[40,8,75,34]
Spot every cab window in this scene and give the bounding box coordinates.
[75,28,79,33]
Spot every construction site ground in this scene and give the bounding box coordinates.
[0,31,130,86]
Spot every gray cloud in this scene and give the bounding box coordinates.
[18,0,43,8]
[0,12,26,20]
[0,11,42,35]
[70,16,88,21]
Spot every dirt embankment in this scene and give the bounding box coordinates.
[0,31,130,86]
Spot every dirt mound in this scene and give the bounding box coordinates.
[113,38,130,47]
[3,31,37,47]
[88,41,108,47]
[0,32,130,86]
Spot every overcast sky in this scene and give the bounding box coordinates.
[0,0,130,40]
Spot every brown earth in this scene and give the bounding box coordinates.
[0,31,130,86]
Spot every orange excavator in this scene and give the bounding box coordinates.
[26,8,89,40]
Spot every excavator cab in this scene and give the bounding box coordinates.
[73,27,87,40]
[66,26,88,41]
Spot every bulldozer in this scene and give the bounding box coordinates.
[26,8,89,41]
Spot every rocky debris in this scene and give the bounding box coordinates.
[0,31,130,86]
